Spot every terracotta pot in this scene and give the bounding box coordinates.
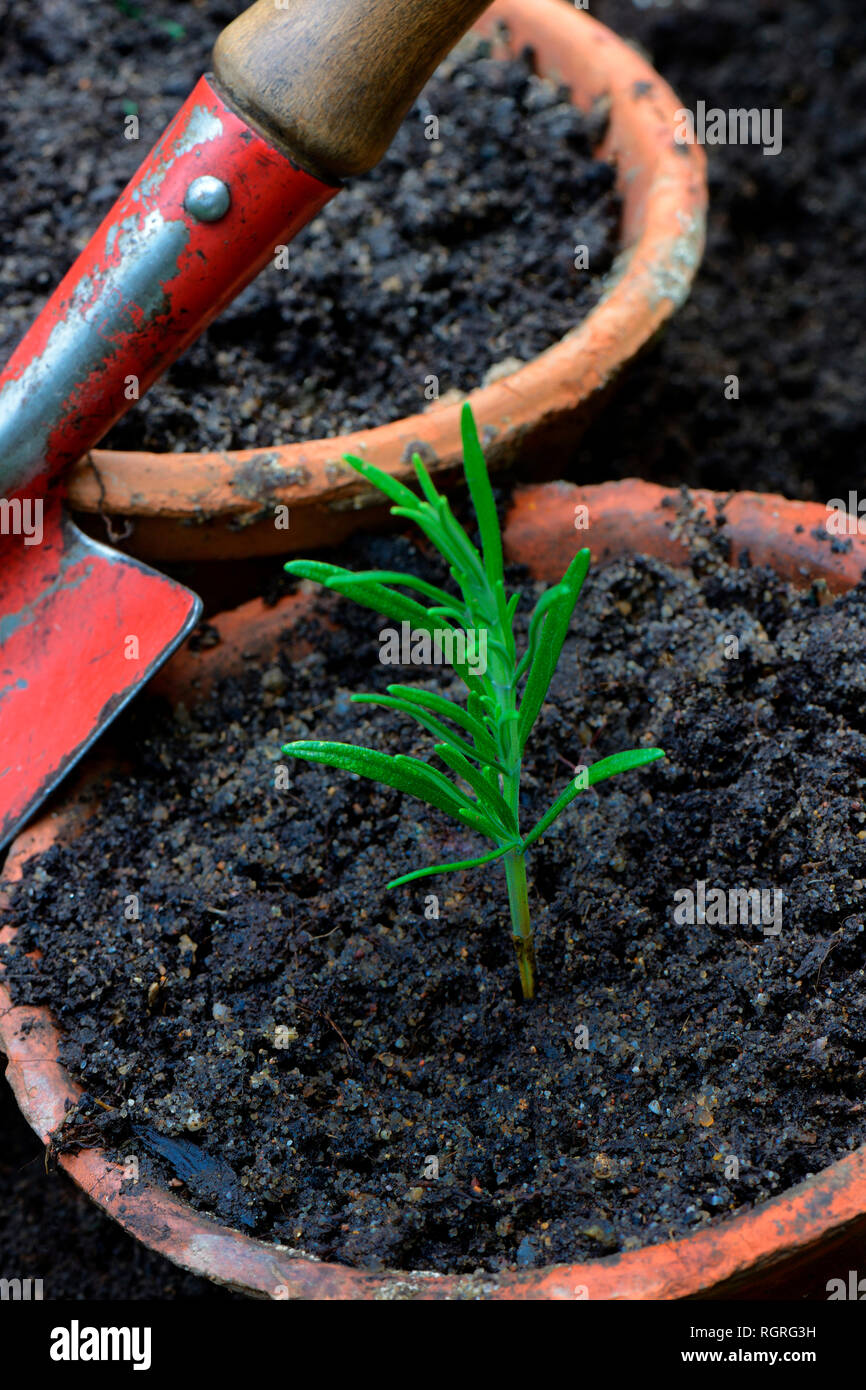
[66,0,706,564]
[2,480,865,1299]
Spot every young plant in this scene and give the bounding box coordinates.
[282,405,663,1000]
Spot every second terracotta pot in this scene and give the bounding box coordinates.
[67,0,706,563]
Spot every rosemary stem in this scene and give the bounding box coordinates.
[489,634,537,1001]
[504,847,536,1001]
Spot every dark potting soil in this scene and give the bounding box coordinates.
[4,516,866,1275]
[583,0,866,502]
[0,0,618,452]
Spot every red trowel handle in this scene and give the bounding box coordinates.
[0,0,491,504]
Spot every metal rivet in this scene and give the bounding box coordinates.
[184,175,231,223]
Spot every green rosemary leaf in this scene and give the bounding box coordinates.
[456,805,503,839]
[396,753,480,814]
[282,741,473,822]
[521,747,665,851]
[389,506,458,573]
[585,747,667,782]
[427,605,470,623]
[387,840,519,889]
[350,695,504,772]
[283,558,341,583]
[336,569,462,613]
[489,579,515,662]
[497,709,520,768]
[517,549,591,750]
[285,560,487,690]
[388,685,501,760]
[411,452,443,508]
[515,583,567,681]
[461,401,504,587]
[342,453,422,510]
[469,690,497,725]
[434,495,486,588]
[485,632,514,667]
[434,744,517,836]
[285,561,434,629]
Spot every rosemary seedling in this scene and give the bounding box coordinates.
[282,405,663,999]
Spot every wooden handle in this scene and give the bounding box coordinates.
[212,0,492,183]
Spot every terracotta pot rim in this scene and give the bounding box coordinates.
[3,480,866,1299]
[67,0,707,562]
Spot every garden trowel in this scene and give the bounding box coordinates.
[0,0,491,850]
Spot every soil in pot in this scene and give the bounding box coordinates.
[582,0,866,503]
[4,517,866,1275]
[0,2,618,452]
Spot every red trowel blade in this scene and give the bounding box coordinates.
[0,502,200,850]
